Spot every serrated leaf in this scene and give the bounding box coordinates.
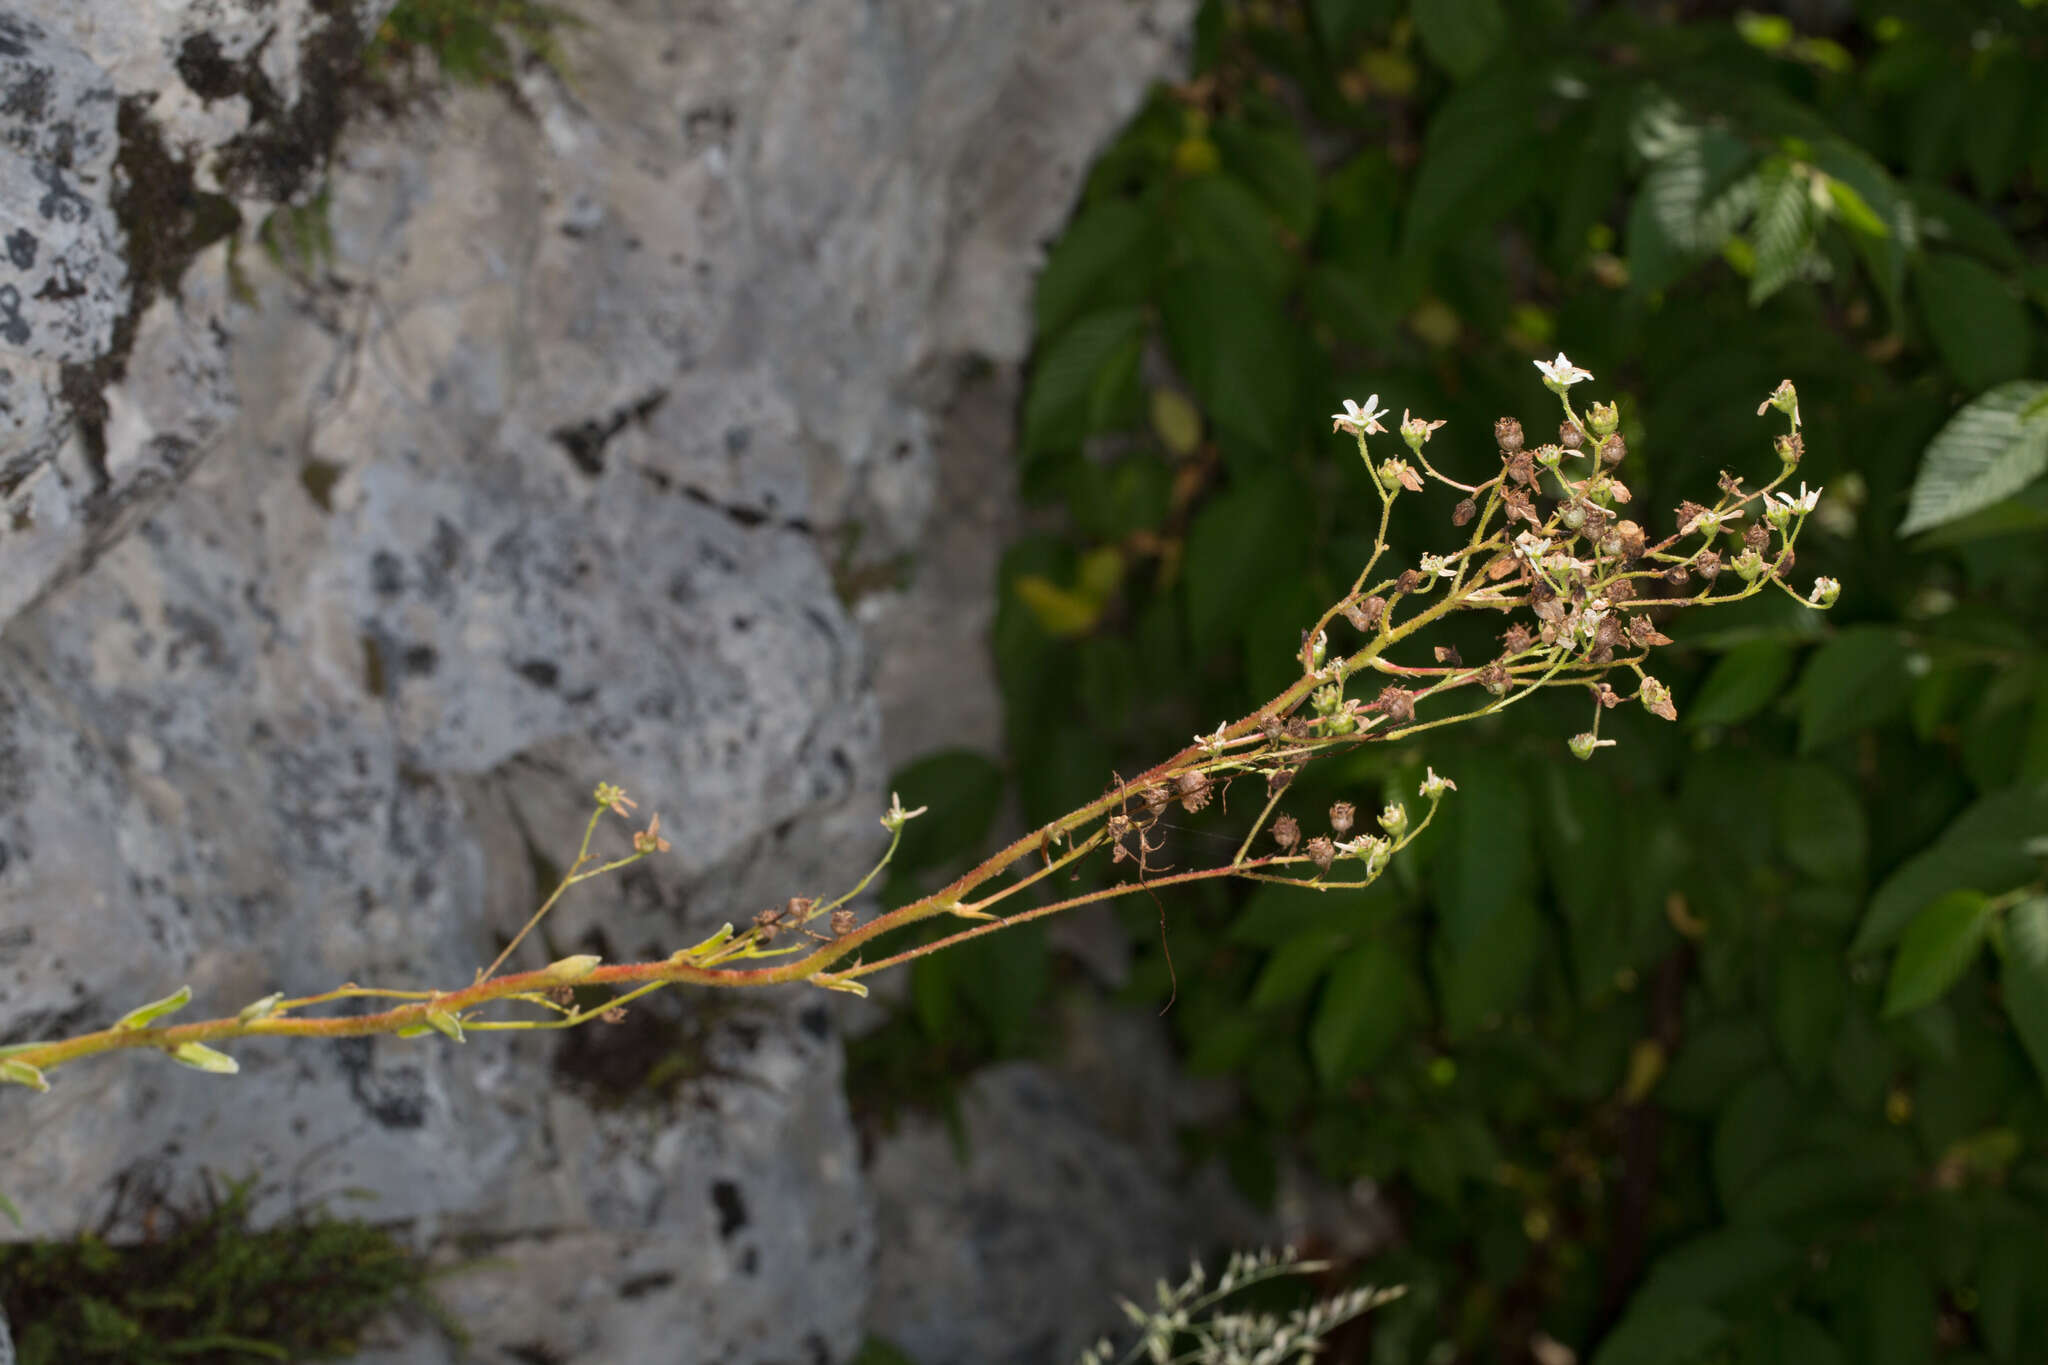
[1688,638,1796,728]
[1883,889,1995,1017]
[1173,175,1295,291]
[1412,0,1507,80]
[1021,306,1147,456]
[1403,77,1543,262]
[1212,121,1318,237]
[169,1042,240,1075]
[426,1008,465,1042]
[1854,781,2048,954]
[1914,250,2033,393]
[2001,896,2048,1091]
[1633,1226,1799,1308]
[1309,939,1412,1085]
[1796,628,1911,753]
[1898,381,2048,536]
[113,985,194,1032]
[1034,199,1158,340]
[0,1058,49,1092]
[1748,156,1814,304]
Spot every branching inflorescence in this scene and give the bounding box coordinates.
[0,359,1833,1100]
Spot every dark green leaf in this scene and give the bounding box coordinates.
[1777,762,1867,885]
[1158,266,1299,458]
[1914,250,2032,393]
[1774,941,1846,1083]
[1433,898,1541,1041]
[1310,939,1413,1084]
[1590,1303,1727,1365]
[2001,895,2048,1092]
[1853,781,2048,954]
[1632,1227,1799,1308]
[1688,638,1796,728]
[1882,889,1995,1018]
[1213,121,1318,237]
[1183,477,1301,657]
[1758,1315,1846,1365]
[1021,306,1147,456]
[1963,54,2031,201]
[1712,1070,1798,1206]
[1034,199,1158,340]
[1797,628,1911,754]
[1898,381,2048,537]
[1412,0,1506,80]
[1403,77,1544,262]
[1434,753,1534,946]
[1250,931,1348,1009]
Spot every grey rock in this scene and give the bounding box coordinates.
[0,0,1194,1361]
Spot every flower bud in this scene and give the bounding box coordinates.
[1568,732,1601,760]
[1536,444,1565,470]
[1775,431,1802,467]
[542,954,604,984]
[1758,378,1799,424]
[1588,401,1620,437]
[1379,802,1409,838]
[1809,575,1841,608]
[1733,548,1766,582]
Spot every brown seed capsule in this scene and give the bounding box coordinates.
[1305,835,1336,871]
[1330,801,1356,835]
[1665,564,1690,586]
[1452,497,1477,527]
[1273,813,1301,851]
[1501,623,1533,654]
[1374,686,1416,724]
[1395,569,1422,594]
[1775,547,1796,576]
[1593,682,1621,708]
[1434,644,1463,666]
[1144,784,1171,814]
[1260,713,1282,741]
[1628,615,1674,647]
[1106,812,1134,842]
[1675,500,1708,535]
[1344,595,1387,631]
[1284,717,1314,741]
[1267,766,1295,797]
[1696,549,1723,581]
[1744,521,1770,553]
[1607,579,1635,603]
[1495,416,1526,453]
[1600,433,1627,466]
[1581,505,1612,541]
[600,1007,628,1024]
[1480,661,1511,696]
[830,908,857,936]
[1505,449,1536,486]
[1177,770,1212,813]
[1615,520,1647,560]
[1594,614,1623,651]
[1502,487,1538,525]
[1560,421,1584,451]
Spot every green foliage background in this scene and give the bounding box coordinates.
[856,2,2048,1362]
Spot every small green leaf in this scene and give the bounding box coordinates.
[1898,381,2048,537]
[168,1042,240,1075]
[1,1058,50,1092]
[1853,782,2048,955]
[542,953,604,984]
[426,1009,465,1043]
[113,985,194,1032]
[1748,156,1814,304]
[396,1024,432,1039]
[236,992,285,1022]
[2001,895,2048,1091]
[1883,889,1995,1018]
[1688,638,1796,728]
[1797,628,1911,753]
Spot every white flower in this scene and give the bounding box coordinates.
[1418,553,1456,579]
[1331,395,1391,436]
[1534,352,1594,388]
[1809,575,1841,608]
[1419,768,1458,800]
[1773,482,1822,516]
[1195,724,1230,757]
[1513,531,1551,560]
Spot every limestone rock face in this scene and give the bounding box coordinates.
[0,0,1191,1360]
[0,2,396,626]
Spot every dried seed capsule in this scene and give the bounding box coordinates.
[1176,770,1212,813]
[1329,801,1356,835]
[1495,416,1525,453]
[1272,814,1301,852]
[1305,835,1336,870]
